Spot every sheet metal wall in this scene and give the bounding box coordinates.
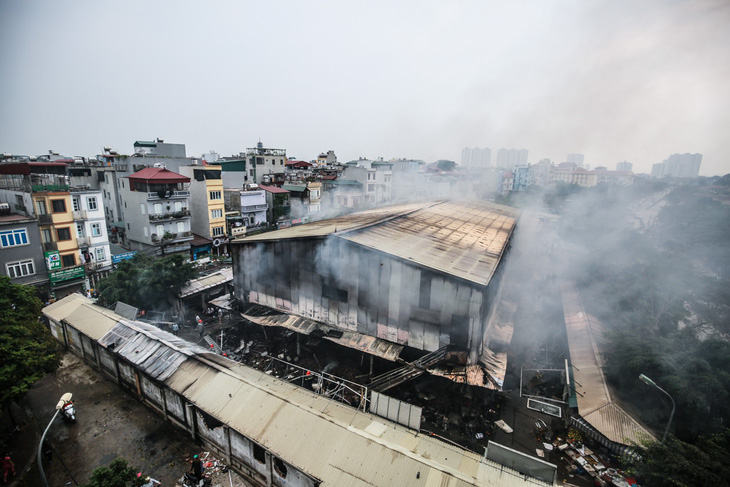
[57,322,319,487]
[236,238,490,359]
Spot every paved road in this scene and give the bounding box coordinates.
[11,352,253,487]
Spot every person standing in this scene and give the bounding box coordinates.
[171,323,179,336]
[190,454,203,479]
[197,321,205,338]
[2,453,15,483]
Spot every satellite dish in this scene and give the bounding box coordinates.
[213,239,221,247]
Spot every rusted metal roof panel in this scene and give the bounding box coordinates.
[179,268,233,298]
[240,303,404,361]
[561,281,654,445]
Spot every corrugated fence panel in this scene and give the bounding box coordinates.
[370,391,422,431]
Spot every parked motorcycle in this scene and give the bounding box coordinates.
[180,471,211,487]
[56,392,76,423]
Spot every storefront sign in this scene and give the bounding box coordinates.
[45,251,62,270]
[112,251,137,264]
[50,266,85,285]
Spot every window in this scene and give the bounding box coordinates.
[36,200,47,215]
[61,254,76,267]
[76,224,84,237]
[51,199,66,213]
[140,204,145,214]
[274,458,287,478]
[211,209,223,219]
[0,228,29,248]
[95,247,106,262]
[91,223,102,237]
[155,224,164,235]
[143,227,148,237]
[87,197,98,210]
[42,228,53,243]
[103,190,107,198]
[56,227,71,241]
[174,201,182,212]
[209,190,222,200]
[280,159,284,165]
[153,203,162,214]
[72,198,80,212]
[177,221,186,233]
[6,259,35,278]
[253,444,266,464]
[212,226,224,237]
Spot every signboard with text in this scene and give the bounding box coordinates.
[112,251,137,264]
[50,266,85,285]
[45,251,62,270]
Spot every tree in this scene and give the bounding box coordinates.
[0,277,60,410]
[96,253,197,311]
[81,458,139,487]
[629,430,730,486]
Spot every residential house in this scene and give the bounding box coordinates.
[119,167,193,255]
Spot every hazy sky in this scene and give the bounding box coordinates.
[1,0,729,175]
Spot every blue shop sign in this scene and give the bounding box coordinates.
[112,251,137,264]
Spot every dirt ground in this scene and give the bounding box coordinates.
[5,352,254,487]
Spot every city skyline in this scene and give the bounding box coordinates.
[1,1,728,176]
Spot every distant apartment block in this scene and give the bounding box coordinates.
[243,141,287,185]
[461,147,491,168]
[316,150,337,166]
[178,165,226,240]
[651,153,702,178]
[616,161,633,172]
[496,148,528,168]
[566,153,585,167]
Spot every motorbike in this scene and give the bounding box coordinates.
[56,392,76,424]
[180,471,211,487]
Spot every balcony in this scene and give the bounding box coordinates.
[148,209,191,221]
[73,210,87,220]
[77,236,91,247]
[38,214,53,225]
[147,190,190,200]
[43,241,58,251]
[151,231,192,244]
[241,204,268,212]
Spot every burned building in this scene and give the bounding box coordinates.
[231,200,520,387]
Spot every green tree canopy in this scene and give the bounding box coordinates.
[0,276,60,409]
[96,253,197,311]
[81,458,139,487]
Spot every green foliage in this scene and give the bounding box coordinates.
[630,430,730,487]
[81,458,138,487]
[0,277,60,409]
[558,182,730,441]
[96,253,197,311]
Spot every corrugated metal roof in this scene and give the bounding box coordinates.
[45,294,551,487]
[241,303,404,361]
[167,357,552,487]
[63,303,123,340]
[179,268,233,298]
[235,200,520,286]
[44,293,91,323]
[561,281,654,445]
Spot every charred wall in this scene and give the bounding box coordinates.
[233,236,494,359]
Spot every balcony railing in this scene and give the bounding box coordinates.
[151,231,192,244]
[148,209,191,221]
[241,204,268,212]
[147,191,190,200]
[32,184,69,192]
[43,241,58,251]
[38,214,53,225]
[73,210,87,220]
[77,236,91,247]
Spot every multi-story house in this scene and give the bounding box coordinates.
[0,161,85,298]
[224,187,268,228]
[119,167,193,255]
[178,165,226,239]
[0,211,48,288]
[71,188,112,288]
[259,185,291,224]
[243,141,287,184]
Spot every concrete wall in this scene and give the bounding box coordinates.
[234,237,489,357]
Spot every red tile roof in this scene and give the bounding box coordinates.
[128,167,190,183]
[259,184,290,194]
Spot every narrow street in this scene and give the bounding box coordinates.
[8,353,253,487]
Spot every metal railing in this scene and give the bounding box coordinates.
[43,241,58,251]
[148,209,190,221]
